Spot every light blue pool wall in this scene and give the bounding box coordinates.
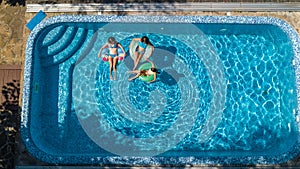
[22,15,300,165]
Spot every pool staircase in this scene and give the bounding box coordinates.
[38,25,97,67]
[45,26,78,57]
[36,25,100,144]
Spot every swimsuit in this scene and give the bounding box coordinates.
[137,42,147,54]
[138,41,147,49]
[108,54,117,58]
[137,50,145,54]
[108,43,118,58]
[109,43,117,49]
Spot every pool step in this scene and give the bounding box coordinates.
[52,27,88,62]
[56,29,97,140]
[42,25,68,47]
[38,26,77,59]
[57,63,75,139]
[67,29,97,63]
[46,26,78,56]
[41,27,90,67]
[75,30,99,65]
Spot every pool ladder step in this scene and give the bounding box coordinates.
[41,27,92,67]
[46,26,78,56]
[42,25,68,47]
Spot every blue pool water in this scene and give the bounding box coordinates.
[22,15,300,165]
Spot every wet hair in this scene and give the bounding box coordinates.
[108,37,117,44]
[140,70,147,76]
[150,68,158,72]
[141,36,153,46]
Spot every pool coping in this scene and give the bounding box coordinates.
[26,2,300,13]
[22,15,300,165]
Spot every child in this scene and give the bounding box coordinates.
[128,60,157,83]
[131,36,154,70]
[98,37,126,80]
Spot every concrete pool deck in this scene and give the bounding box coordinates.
[1,0,300,168]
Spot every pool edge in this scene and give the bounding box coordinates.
[21,15,300,165]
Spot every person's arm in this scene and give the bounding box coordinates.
[132,38,141,42]
[98,44,108,57]
[127,70,140,74]
[118,44,126,57]
[146,58,155,68]
[147,59,156,83]
[148,73,157,83]
[128,72,141,81]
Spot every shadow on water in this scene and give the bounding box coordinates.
[152,46,185,86]
[159,69,184,86]
[0,80,21,169]
[123,45,184,86]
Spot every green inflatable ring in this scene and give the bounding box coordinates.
[138,63,154,82]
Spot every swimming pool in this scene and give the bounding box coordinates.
[22,15,300,165]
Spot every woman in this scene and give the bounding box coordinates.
[98,37,126,80]
[131,36,154,70]
[128,60,157,83]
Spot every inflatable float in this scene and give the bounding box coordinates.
[100,47,125,65]
[138,62,155,82]
[129,40,153,62]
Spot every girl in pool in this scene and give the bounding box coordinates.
[131,36,154,70]
[128,60,157,83]
[98,37,126,80]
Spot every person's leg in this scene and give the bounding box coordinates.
[128,72,141,81]
[127,70,140,74]
[133,51,139,70]
[133,52,143,70]
[108,57,113,80]
[113,57,118,80]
